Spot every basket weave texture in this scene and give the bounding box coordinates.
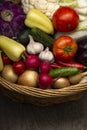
[0,76,87,106]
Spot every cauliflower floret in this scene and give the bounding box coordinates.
[47,0,58,2]
[21,0,60,19]
[76,0,87,8]
[35,0,48,13]
[46,2,60,18]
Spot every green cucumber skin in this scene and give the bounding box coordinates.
[49,67,80,78]
[30,28,54,49]
[17,29,31,46]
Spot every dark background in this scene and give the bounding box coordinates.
[0,92,87,130]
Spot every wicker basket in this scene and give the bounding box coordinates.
[0,76,87,106]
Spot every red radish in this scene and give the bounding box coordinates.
[13,61,26,75]
[39,61,51,73]
[2,53,11,64]
[38,73,53,89]
[26,54,40,69]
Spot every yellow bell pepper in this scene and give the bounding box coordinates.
[0,36,25,61]
[25,8,54,34]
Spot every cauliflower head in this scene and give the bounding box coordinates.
[21,0,60,19]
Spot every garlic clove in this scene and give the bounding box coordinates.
[27,35,44,54]
[39,47,54,63]
[33,43,44,54]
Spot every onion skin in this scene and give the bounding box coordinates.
[53,77,70,89]
[17,70,39,87]
[1,64,18,83]
[69,73,83,84]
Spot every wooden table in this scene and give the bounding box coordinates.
[0,92,87,130]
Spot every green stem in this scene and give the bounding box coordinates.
[21,53,26,62]
[84,66,87,69]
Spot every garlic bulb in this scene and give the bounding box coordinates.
[39,47,54,63]
[27,35,44,54]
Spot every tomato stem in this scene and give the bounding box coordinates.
[64,46,73,54]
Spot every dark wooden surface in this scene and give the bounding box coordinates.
[0,92,87,130]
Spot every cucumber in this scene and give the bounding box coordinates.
[30,28,55,49]
[49,67,80,78]
[17,28,31,46]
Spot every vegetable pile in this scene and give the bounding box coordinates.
[1,1,87,89]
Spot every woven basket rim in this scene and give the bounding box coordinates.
[1,76,87,98]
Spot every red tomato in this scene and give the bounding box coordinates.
[13,61,26,75]
[52,6,79,32]
[53,36,78,62]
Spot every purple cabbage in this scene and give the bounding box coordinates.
[0,1,25,39]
